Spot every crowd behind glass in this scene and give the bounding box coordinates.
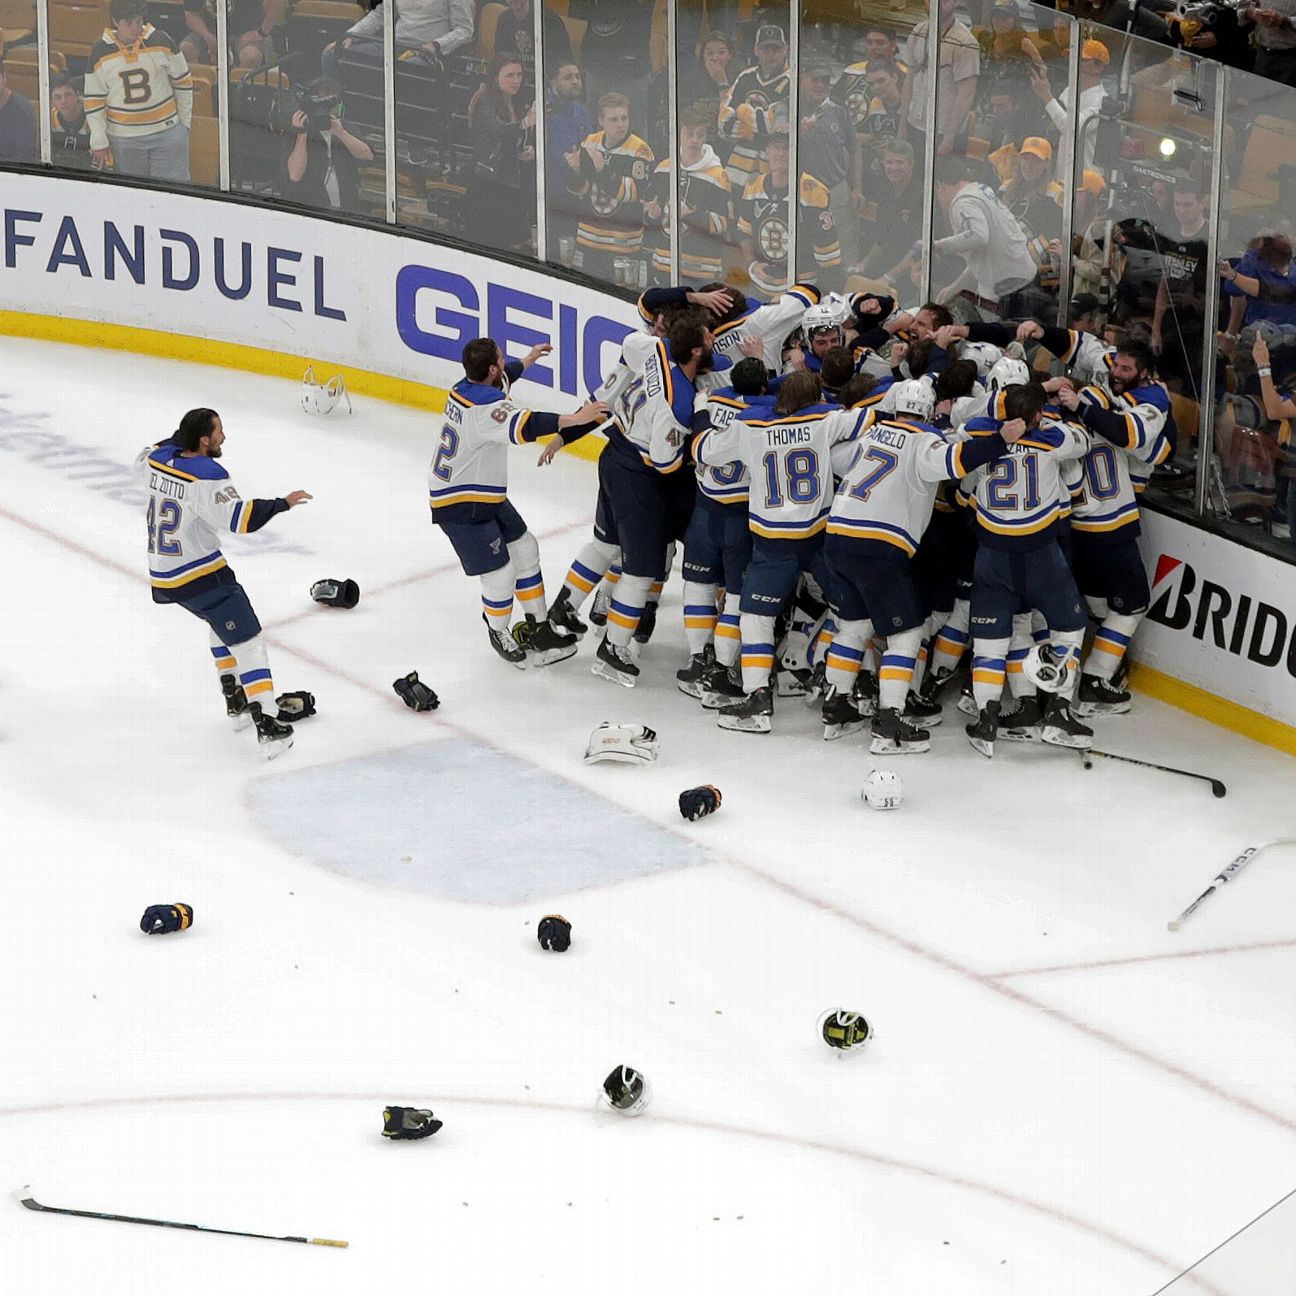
[2,0,1294,558]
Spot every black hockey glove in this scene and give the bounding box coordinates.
[537,914,572,952]
[393,672,439,712]
[311,578,360,609]
[275,691,316,722]
[678,785,722,821]
[140,903,193,934]
[383,1106,442,1140]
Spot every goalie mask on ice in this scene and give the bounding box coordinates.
[862,769,902,810]
[600,1065,650,1116]
[583,722,658,765]
[301,366,352,416]
[1023,642,1078,693]
[819,1009,872,1052]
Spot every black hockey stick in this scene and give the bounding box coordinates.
[1167,839,1296,931]
[1078,748,1226,798]
[12,1185,347,1248]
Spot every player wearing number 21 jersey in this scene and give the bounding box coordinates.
[693,370,866,732]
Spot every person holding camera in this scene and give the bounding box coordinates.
[282,83,374,212]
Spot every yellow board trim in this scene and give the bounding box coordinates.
[1129,662,1296,758]
[0,309,606,463]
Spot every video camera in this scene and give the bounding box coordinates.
[267,79,345,136]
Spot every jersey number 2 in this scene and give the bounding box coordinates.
[147,498,183,555]
[432,426,460,482]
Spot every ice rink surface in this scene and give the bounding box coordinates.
[1,338,1294,1295]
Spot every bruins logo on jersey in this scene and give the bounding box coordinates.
[756,213,789,261]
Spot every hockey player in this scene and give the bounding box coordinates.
[676,356,770,706]
[961,383,1092,756]
[694,370,868,732]
[823,379,1020,750]
[1051,340,1172,714]
[591,312,715,687]
[431,338,607,667]
[85,0,193,180]
[138,409,311,756]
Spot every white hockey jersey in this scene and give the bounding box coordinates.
[610,338,698,475]
[429,377,535,511]
[137,439,287,600]
[695,401,866,539]
[703,284,821,386]
[828,416,1009,556]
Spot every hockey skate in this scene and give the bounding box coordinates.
[1040,696,1093,749]
[965,700,1001,759]
[588,585,611,627]
[547,588,588,640]
[775,666,812,698]
[250,701,294,759]
[956,680,978,717]
[870,706,930,755]
[633,600,658,645]
[717,685,773,733]
[801,660,828,707]
[916,665,954,706]
[220,673,252,732]
[999,694,1043,743]
[513,615,578,668]
[699,662,745,709]
[676,645,716,699]
[1074,674,1131,716]
[591,636,639,688]
[903,689,943,728]
[852,669,879,717]
[821,687,867,741]
[484,614,527,668]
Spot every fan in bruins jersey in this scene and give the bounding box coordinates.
[716,24,790,192]
[737,121,841,297]
[84,0,192,181]
[565,91,655,282]
[645,109,733,284]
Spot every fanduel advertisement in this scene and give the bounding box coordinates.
[0,172,637,410]
[1138,512,1296,729]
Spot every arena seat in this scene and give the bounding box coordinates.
[49,0,108,65]
[188,111,219,184]
[1,0,35,49]
[476,2,505,59]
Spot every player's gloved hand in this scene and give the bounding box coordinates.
[382,1106,442,1140]
[393,672,439,712]
[140,903,193,934]
[678,785,722,821]
[537,915,572,951]
[276,691,316,721]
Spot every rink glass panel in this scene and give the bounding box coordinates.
[926,0,1071,321]
[1209,65,1296,561]
[1,0,38,164]
[223,0,378,218]
[795,0,927,299]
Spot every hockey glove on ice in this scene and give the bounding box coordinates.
[382,1107,442,1140]
[140,903,194,934]
[537,914,572,951]
[678,785,722,821]
[393,672,439,712]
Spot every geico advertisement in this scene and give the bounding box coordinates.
[1138,511,1296,724]
[0,172,636,406]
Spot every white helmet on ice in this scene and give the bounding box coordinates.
[301,366,352,416]
[986,356,1031,392]
[863,768,902,810]
[890,378,935,423]
[957,341,1003,377]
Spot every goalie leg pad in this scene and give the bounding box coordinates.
[584,722,658,764]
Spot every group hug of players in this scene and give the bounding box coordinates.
[430,280,1173,758]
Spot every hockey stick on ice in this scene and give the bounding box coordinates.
[12,1185,347,1248]
[1079,747,1226,798]
[1167,839,1296,932]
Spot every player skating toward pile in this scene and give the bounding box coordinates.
[137,408,311,757]
[823,378,1021,751]
[430,337,607,668]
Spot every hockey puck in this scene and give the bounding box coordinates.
[1167,920,1180,932]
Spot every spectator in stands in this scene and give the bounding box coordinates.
[545,61,590,263]
[1165,0,1251,67]
[901,0,979,160]
[568,0,657,129]
[566,91,654,282]
[855,138,922,287]
[85,0,192,180]
[50,73,97,170]
[236,0,289,70]
[0,56,36,164]
[718,24,790,191]
[1250,330,1296,546]
[999,138,1063,318]
[494,0,570,85]
[682,31,735,126]
[644,106,732,283]
[848,58,904,208]
[1031,37,1109,178]
[282,79,374,210]
[467,53,536,252]
[800,55,855,265]
[323,0,475,82]
[180,0,220,67]
[1244,4,1296,86]
[980,0,1039,102]
[932,155,1037,321]
[1151,185,1210,395]
[1223,234,1296,333]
